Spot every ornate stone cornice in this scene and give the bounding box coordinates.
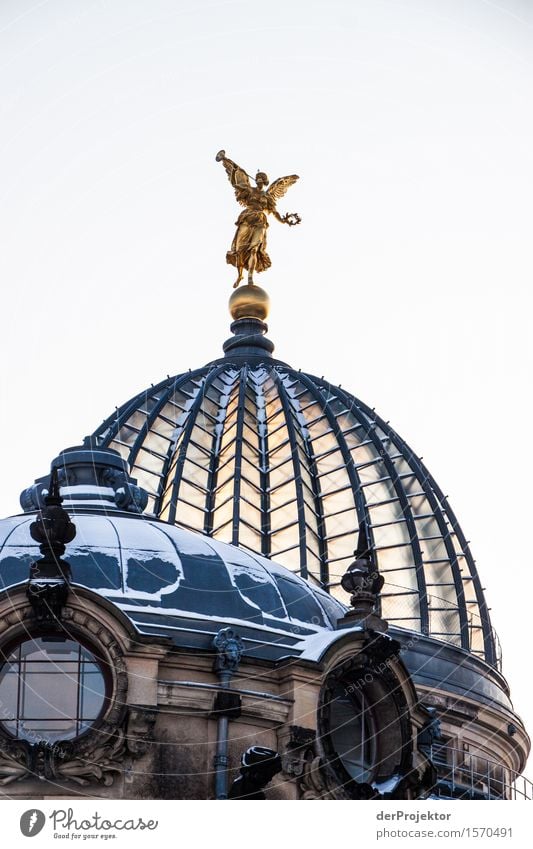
[0,706,157,787]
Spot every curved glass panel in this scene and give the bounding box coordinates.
[92,362,496,664]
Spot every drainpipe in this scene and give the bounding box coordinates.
[213,628,244,800]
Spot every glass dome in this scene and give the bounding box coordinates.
[91,315,497,666]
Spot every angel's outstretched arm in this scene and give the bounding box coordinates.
[216,150,250,190]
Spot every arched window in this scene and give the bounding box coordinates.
[0,635,107,743]
[318,654,413,797]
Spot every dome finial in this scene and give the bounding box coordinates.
[229,282,270,321]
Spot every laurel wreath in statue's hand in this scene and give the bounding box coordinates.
[282,213,301,226]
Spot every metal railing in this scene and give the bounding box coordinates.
[427,745,533,800]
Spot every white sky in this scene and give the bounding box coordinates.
[0,0,532,769]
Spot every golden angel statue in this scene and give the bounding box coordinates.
[216,150,301,288]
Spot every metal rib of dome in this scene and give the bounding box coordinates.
[92,320,497,667]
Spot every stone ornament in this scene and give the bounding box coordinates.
[228,746,282,799]
[0,707,157,787]
[213,627,244,674]
[26,467,75,623]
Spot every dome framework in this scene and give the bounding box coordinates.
[93,325,497,667]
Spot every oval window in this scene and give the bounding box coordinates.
[0,635,107,743]
[319,657,414,798]
[327,680,375,783]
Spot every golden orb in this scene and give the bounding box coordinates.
[229,284,270,321]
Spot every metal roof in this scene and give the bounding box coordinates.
[0,511,345,660]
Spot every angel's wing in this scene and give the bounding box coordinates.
[267,174,299,200]
[219,155,252,206]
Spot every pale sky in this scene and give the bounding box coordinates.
[0,0,532,768]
